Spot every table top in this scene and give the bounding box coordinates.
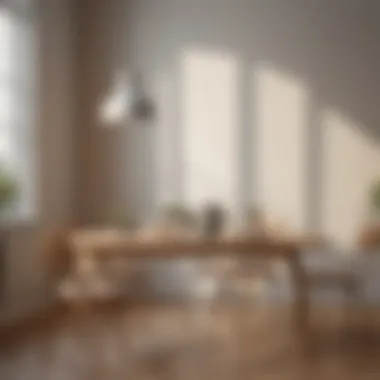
[69,228,324,260]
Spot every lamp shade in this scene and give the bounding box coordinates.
[99,72,155,127]
[99,72,133,127]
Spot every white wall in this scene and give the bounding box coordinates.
[126,0,380,246]
[77,0,380,247]
[1,0,75,322]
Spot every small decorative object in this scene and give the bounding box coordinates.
[202,202,226,238]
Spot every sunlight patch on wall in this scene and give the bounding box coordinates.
[180,49,240,213]
[154,69,178,207]
[254,64,308,233]
[321,109,380,247]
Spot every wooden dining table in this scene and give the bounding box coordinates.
[68,229,323,339]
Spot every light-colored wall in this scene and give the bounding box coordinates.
[1,0,75,322]
[77,0,380,247]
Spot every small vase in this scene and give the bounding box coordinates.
[202,203,225,238]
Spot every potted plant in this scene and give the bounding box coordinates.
[359,180,380,249]
[0,165,18,301]
[0,165,18,218]
[160,203,197,229]
[370,180,380,219]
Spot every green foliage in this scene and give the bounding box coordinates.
[0,166,18,213]
[160,203,197,227]
[370,180,380,213]
[114,211,138,230]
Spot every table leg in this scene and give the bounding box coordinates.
[289,250,310,341]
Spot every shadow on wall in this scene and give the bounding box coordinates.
[128,0,380,246]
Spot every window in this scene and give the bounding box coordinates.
[0,1,37,220]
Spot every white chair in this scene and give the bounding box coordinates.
[302,249,361,301]
[299,248,363,333]
[48,229,147,313]
[218,257,278,304]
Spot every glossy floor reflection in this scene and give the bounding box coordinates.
[1,303,380,379]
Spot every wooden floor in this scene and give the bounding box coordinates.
[1,302,380,379]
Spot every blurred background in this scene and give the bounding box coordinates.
[2,0,380,379]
